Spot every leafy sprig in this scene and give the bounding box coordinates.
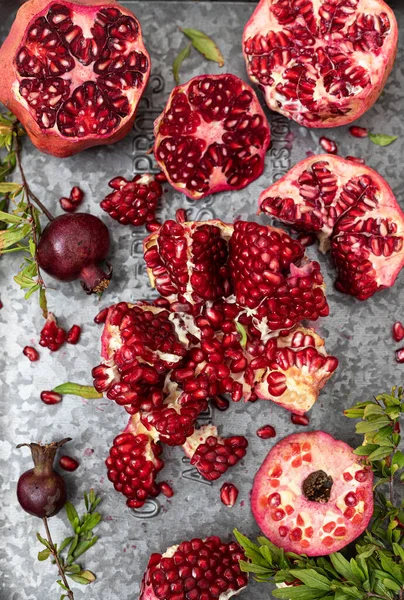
[37,489,102,599]
[235,387,404,600]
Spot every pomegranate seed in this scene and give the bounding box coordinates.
[349,126,368,138]
[160,482,174,498]
[94,307,109,324]
[344,492,358,506]
[0,300,3,309]
[220,483,239,507]
[211,395,230,411]
[256,425,276,439]
[395,348,404,363]
[176,208,187,223]
[60,197,76,212]
[291,413,309,426]
[345,156,366,165]
[23,346,39,361]
[392,321,404,342]
[70,186,84,203]
[319,137,338,154]
[59,455,79,471]
[297,233,316,247]
[66,324,81,344]
[155,171,167,183]
[40,391,62,405]
[146,221,161,233]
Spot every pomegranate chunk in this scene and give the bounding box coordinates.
[252,432,374,556]
[0,0,150,157]
[243,0,398,128]
[154,74,271,199]
[39,313,66,351]
[259,156,404,300]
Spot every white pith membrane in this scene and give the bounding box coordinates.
[252,432,374,557]
[12,1,149,138]
[153,74,271,199]
[259,155,404,299]
[242,0,398,126]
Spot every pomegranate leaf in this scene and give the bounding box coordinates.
[173,43,191,85]
[235,322,247,348]
[53,383,102,399]
[37,549,51,561]
[65,501,79,529]
[369,133,398,147]
[181,29,224,67]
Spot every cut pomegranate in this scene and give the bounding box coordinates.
[349,126,368,138]
[59,455,79,471]
[154,74,271,199]
[0,0,150,157]
[101,173,162,230]
[243,0,398,128]
[392,321,404,342]
[252,431,374,556]
[40,390,62,405]
[39,313,66,351]
[220,483,239,507]
[66,324,81,344]
[319,137,337,155]
[259,155,404,300]
[139,537,248,600]
[256,425,276,439]
[23,346,40,361]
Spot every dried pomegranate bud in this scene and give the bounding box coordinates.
[243,0,398,128]
[220,482,239,507]
[154,74,271,199]
[23,346,39,361]
[39,313,66,352]
[252,432,374,556]
[0,0,151,157]
[139,537,248,600]
[59,455,79,471]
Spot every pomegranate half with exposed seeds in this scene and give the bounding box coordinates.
[259,155,404,300]
[139,536,248,600]
[252,431,373,556]
[242,0,398,128]
[154,74,271,199]
[0,0,150,157]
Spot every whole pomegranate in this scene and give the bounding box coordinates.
[0,0,150,157]
[242,0,398,127]
[139,536,248,600]
[251,432,374,556]
[259,155,404,300]
[37,213,112,294]
[17,438,70,518]
[154,74,271,199]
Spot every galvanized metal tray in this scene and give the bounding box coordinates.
[0,1,403,599]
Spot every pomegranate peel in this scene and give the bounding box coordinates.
[242,0,398,128]
[251,431,374,556]
[259,155,404,300]
[0,0,150,157]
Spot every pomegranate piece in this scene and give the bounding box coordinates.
[40,390,62,405]
[259,155,404,300]
[183,425,248,482]
[23,346,39,361]
[395,348,404,364]
[243,0,398,128]
[39,313,66,351]
[100,173,162,231]
[66,324,81,344]
[154,74,271,199]
[59,455,79,471]
[94,307,109,324]
[220,482,239,507]
[392,321,404,342]
[319,137,338,155]
[60,186,84,212]
[291,413,310,427]
[139,537,248,600]
[252,431,374,556]
[256,425,276,439]
[159,482,174,498]
[0,0,150,158]
[105,415,164,509]
[349,126,368,138]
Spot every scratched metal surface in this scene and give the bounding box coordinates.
[0,1,403,599]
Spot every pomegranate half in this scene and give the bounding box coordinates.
[153,74,271,199]
[242,0,398,128]
[259,155,404,300]
[0,0,150,157]
[251,431,374,556]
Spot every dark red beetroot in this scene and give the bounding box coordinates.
[37,213,112,294]
[17,438,70,518]
[251,431,373,556]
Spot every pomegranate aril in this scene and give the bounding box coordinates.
[349,126,368,138]
[320,137,338,155]
[60,197,76,212]
[395,348,404,363]
[297,233,316,247]
[211,395,230,411]
[220,483,239,507]
[70,186,84,203]
[94,308,109,324]
[392,321,404,342]
[291,413,309,426]
[160,482,174,498]
[23,346,39,362]
[66,325,81,344]
[59,455,79,472]
[40,391,62,405]
[256,425,276,439]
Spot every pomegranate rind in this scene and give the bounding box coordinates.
[0,0,150,157]
[259,155,404,300]
[252,431,373,556]
[153,74,271,199]
[242,0,398,128]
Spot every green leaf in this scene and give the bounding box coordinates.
[58,537,74,554]
[369,133,398,147]
[272,586,329,599]
[0,223,31,251]
[356,419,391,434]
[238,561,272,575]
[289,569,331,590]
[181,29,224,67]
[0,182,23,194]
[173,44,191,85]
[72,537,98,559]
[68,570,96,585]
[65,501,79,528]
[38,549,51,561]
[353,444,379,456]
[0,210,25,224]
[37,532,51,550]
[57,581,69,592]
[392,450,404,468]
[39,287,48,318]
[64,564,81,574]
[53,383,103,399]
[367,446,394,461]
[330,553,355,582]
[383,578,402,592]
[235,322,248,348]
